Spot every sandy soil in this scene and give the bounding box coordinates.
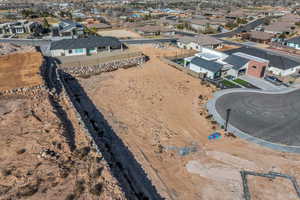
[97,29,142,39]
[248,176,298,200]
[0,93,125,200]
[0,52,43,90]
[0,43,35,56]
[78,44,300,200]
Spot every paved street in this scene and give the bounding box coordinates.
[215,89,300,147]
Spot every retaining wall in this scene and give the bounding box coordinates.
[59,56,146,77]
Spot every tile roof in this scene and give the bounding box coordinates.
[191,57,223,73]
[249,31,274,40]
[225,47,300,70]
[264,22,295,33]
[50,36,121,50]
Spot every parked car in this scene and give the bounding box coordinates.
[264,76,282,86]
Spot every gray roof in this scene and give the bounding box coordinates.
[50,36,122,50]
[190,57,223,73]
[223,55,250,70]
[60,19,83,32]
[287,36,300,45]
[225,47,300,70]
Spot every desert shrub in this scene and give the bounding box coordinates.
[92,167,103,178]
[74,179,85,196]
[17,184,39,197]
[65,194,75,200]
[90,183,103,196]
[16,148,26,154]
[1,168,12,176]
[74,147,90,159]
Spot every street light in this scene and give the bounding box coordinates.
[225,108,231,132]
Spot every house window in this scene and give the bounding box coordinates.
[75,48,84,54]
[68,49,73,54]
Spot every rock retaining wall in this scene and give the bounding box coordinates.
[0,85,47,97]
[59,56,146,77]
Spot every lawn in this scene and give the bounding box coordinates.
[220,80,240,89]
[173,59,185,66]
[233,78,259,89]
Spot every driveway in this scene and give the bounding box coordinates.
[239,75,286,91]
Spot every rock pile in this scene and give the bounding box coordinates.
[0,43,36,55]
[60,56,146,77]
[0,85,47,97]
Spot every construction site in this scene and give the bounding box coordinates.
[1,41,300,200]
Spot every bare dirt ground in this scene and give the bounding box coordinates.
[0,93,125,200]
[0,43,35,56]
[97,29,142,39]
[0,51,43,90]
[78,44,300,200]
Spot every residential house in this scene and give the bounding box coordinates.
[183,48,228,79]
[225,47,300,76]
[183,47,270,79]
[224,52,269,78]
[286,36,300,50]
[189,19,210,32]
[177,35,223,51]
[226,10,246,20]
[52,20,84,39]
[264,22,296,35]
[50,35,122,57]
[242,31,274,44]
[0,20,36,36]
[188,56,223,79]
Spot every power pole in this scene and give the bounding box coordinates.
[224,108,231,132]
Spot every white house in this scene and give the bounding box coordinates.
[177,35,223,51]
[50,36,122,57]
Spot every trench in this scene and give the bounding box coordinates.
[56,70,163,200]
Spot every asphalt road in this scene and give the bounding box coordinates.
[215,90,300,147]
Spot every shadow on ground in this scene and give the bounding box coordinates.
[60,70,163,200]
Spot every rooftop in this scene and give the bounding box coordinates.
[225,47,300,70]
[178,35,223,46]
[223,54,250,70]
[233,52,269,63]
[50,36,122,50]
[190,56,223,73]
[287,36,300,45]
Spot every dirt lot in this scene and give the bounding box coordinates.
[77,44,300,200]
[97,29,142,39]
[0,52,43,90]
[0,93,125,200]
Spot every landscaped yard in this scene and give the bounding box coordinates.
[220,79,241,89]
[173,58,185,66]
[233,78,259,89]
